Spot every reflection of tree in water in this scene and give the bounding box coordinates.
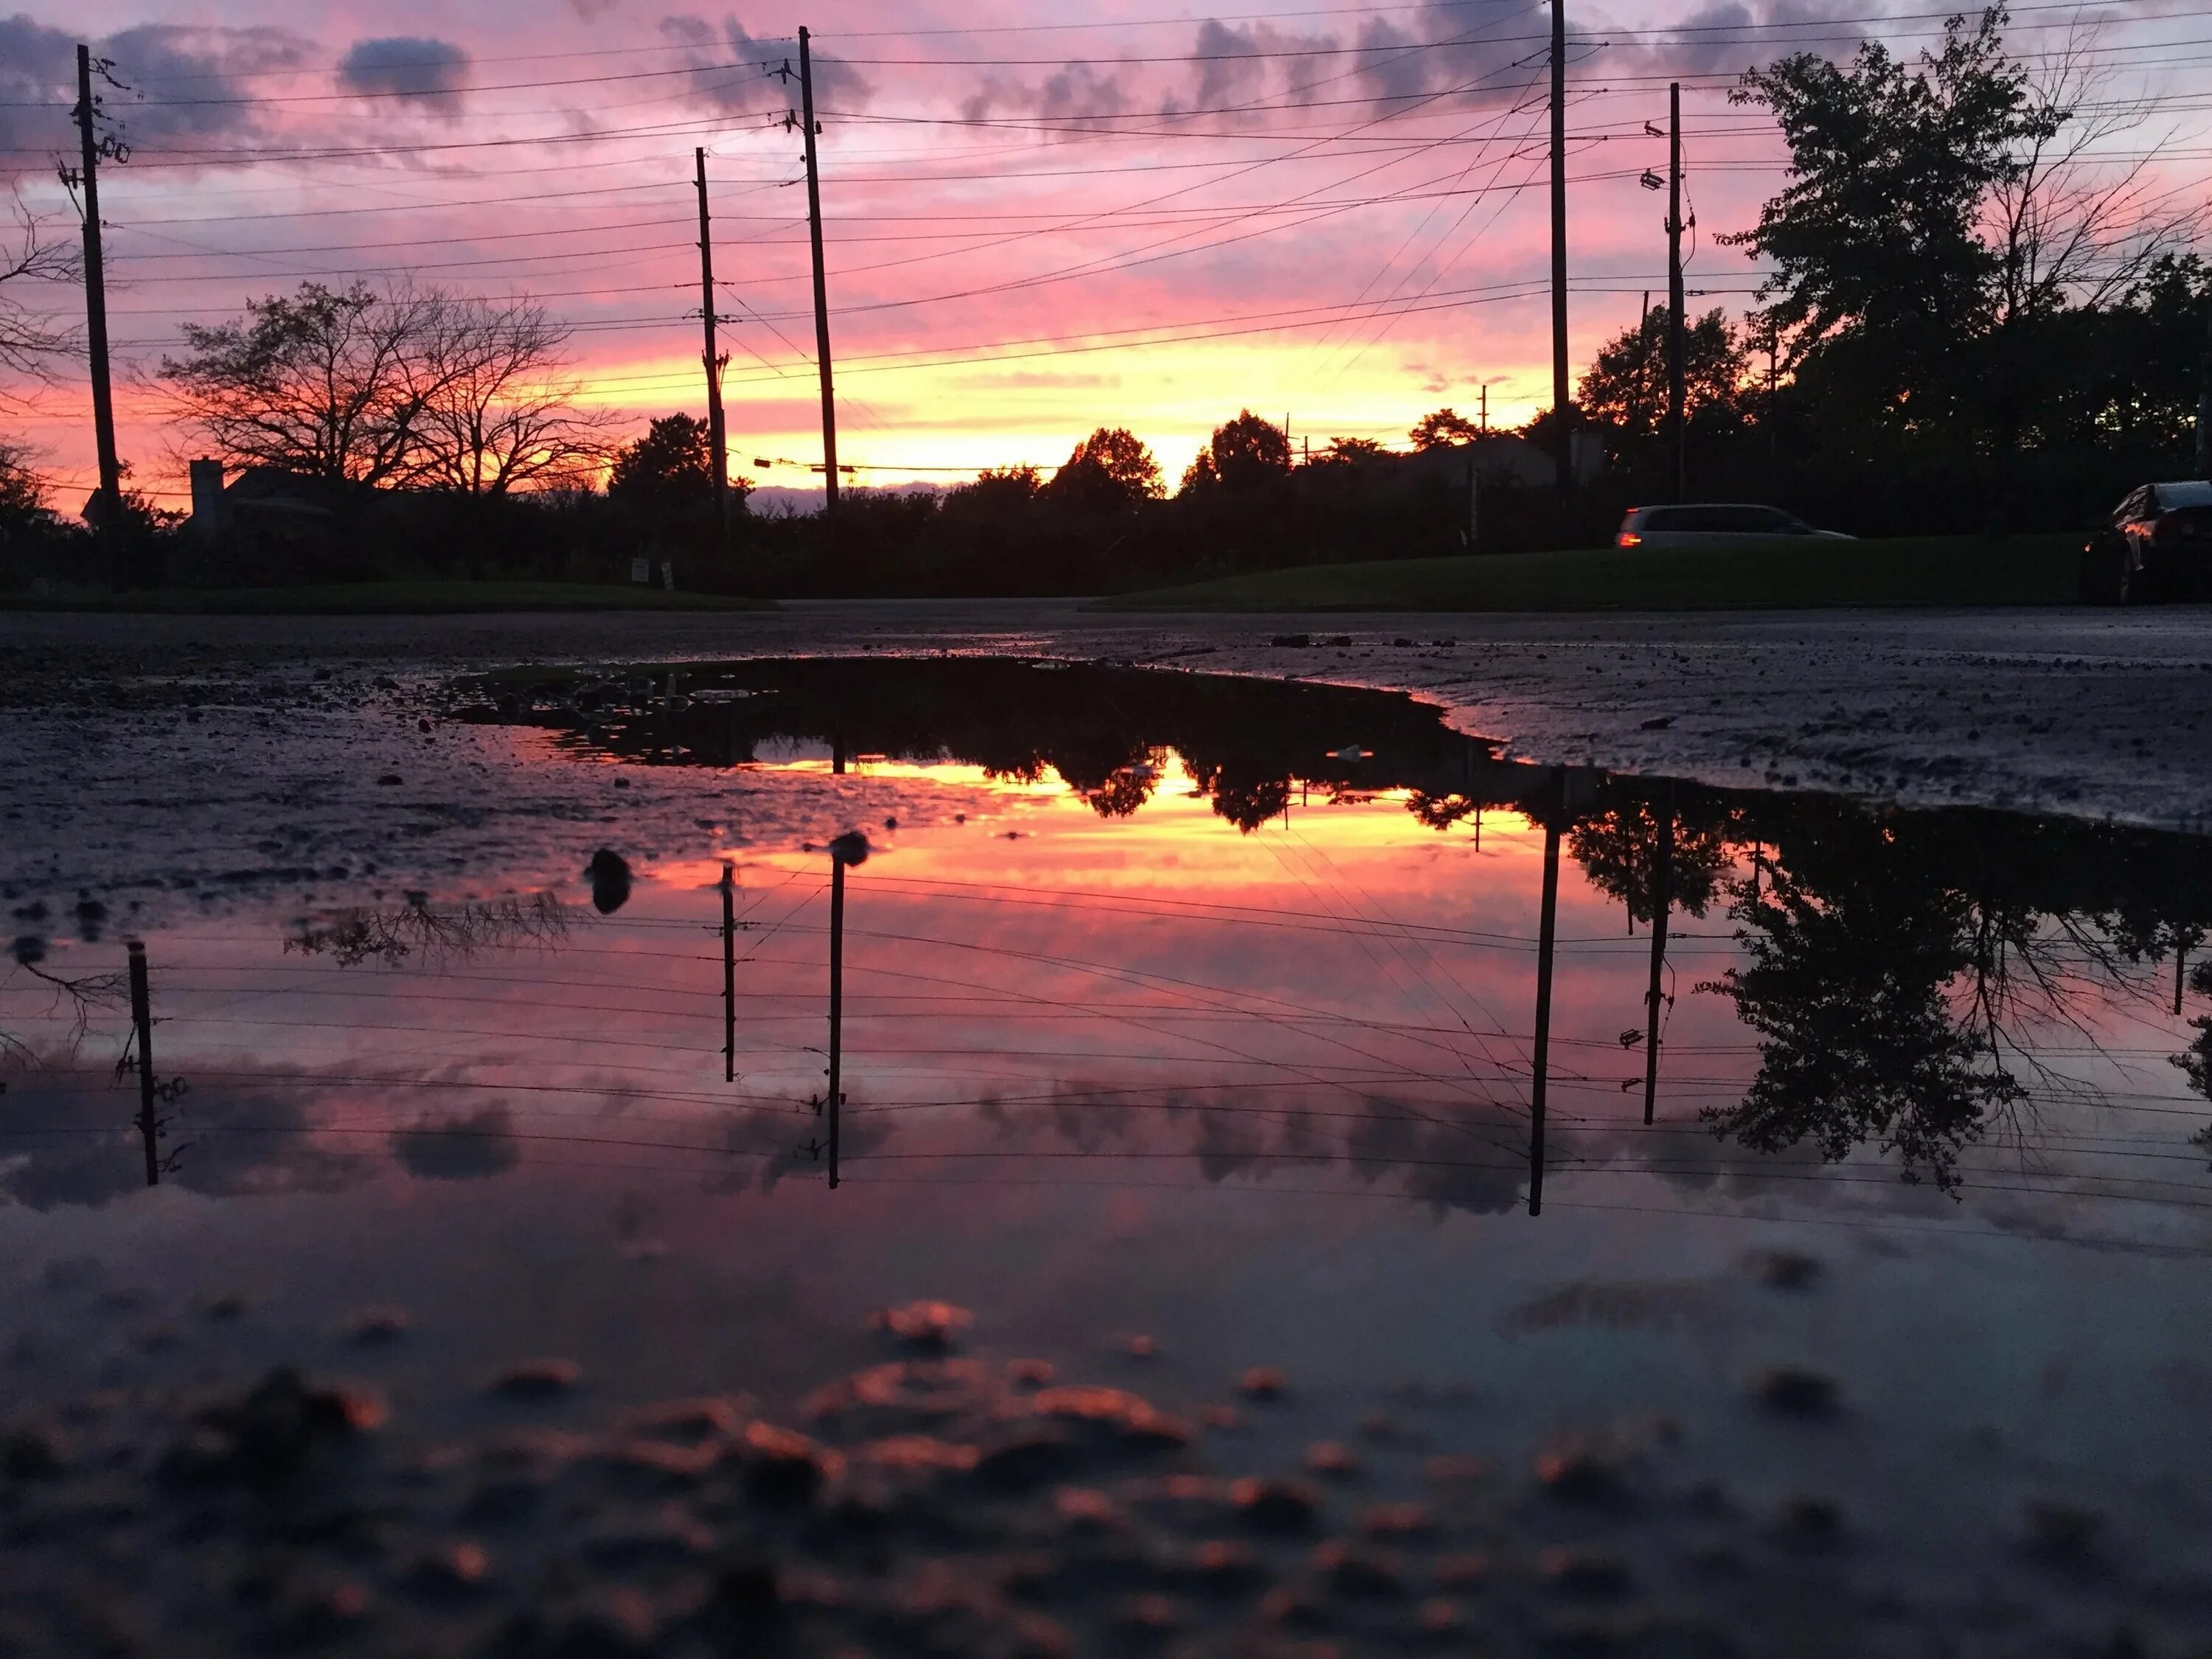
[286,893,570,968]
[1405,791,1481,831]
[1190,765,1292,833]
[1704,846,2026,1192]
[1568,799,1733,923]
[1701,801,2212,1192]
[2183,959,2212,1165]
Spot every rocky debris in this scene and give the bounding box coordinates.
[0,1330,2174,1658]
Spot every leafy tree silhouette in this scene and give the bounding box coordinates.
[1046,428,1163,512]
[609,414,713,507]
[1408,408,1481,449]
[1180,411,1292,495]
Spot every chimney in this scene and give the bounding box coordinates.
[189,459,225,543]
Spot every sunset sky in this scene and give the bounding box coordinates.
[1,0,2206,509]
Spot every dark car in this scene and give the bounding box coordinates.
[2079,480,2212,603]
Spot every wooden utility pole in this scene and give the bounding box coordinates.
[128,941,158,1187]
[2195,295,2211,479]
[695,148,731,552]
[720,863,737,1082]
[1528,793,1562,1217]
[1641,784,1674,1126]
[74,44,123,589]
[825,855,846,1189]
[797,28,840,521]
[1666,81,1687,503]
[1548,0,1571,504]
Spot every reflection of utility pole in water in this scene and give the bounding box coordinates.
[128,941,157,1187]
[1528,792,1562,1217]
[1642,783,1674,1126]
[823,831,870,1189]
[721,863,736,1083]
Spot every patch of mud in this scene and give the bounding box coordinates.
[1,1312,2185,1658]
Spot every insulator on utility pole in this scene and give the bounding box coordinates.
[74,44,123,590]
[695,147,731,555]
[798,27,841,526]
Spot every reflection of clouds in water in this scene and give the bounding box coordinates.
[0,1060,361,1211]
[963,1083,1531,1214]
[390,1104,521,1181]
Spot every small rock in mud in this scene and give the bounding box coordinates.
[1775,1495,1844,1547]
[342,1306,413,1346]
[2023,1498,2104,1567]
[1539,1546,1633,1599]
[1359,1502,1436,1540]
[490,1358,582,1401]
[1304,1441,1361,1480]
[1751,1366,1840,1419]
[1237,1366,1288,1402]
[1747,1249,1825,1291]
[871,1300,973,1354]
[1232,1476,1318,1534]
[1534,1445,1627,1505]
[1312,1540,1405,1599]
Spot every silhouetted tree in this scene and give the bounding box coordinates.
[1724,8,2053,418]
[1180,411,1292,495]
[412,298,617,495]
[1,186,76,386]
[1576,307,1748,442]
[1046,427,1162,512]
[609,414,714,507]
[1316,436,1388,465]
[162,281,452,487]
[1408,408,1481,450]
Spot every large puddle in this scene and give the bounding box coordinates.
[5,656,2211,1655]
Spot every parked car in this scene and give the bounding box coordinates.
[1614,503,1853,549]
[2079,480,2212,604]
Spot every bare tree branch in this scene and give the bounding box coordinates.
[0,187,80,397]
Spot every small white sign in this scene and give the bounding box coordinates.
[629,557,650,584]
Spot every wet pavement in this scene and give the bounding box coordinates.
[4,644,2212,1655]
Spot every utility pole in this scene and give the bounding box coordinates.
[820,834,872,1189]
[797,28,840,521]
[73,44,123,590]
[1528,795,1561,1218]
[720,863,737,1083]
[1641,783,1674,1127]
[1549,0,1572,506]
[128,941,158,1187]
[1479,383,1488,434]
[1666,81,1687,503]
[2194,293,2211,479]
[694,148,731,553]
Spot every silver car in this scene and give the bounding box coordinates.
[1615,503,1852,549]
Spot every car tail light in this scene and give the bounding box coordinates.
[1618,532,1641,548]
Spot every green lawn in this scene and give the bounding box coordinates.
[4,581,773,615]
[1104,533,2090,613]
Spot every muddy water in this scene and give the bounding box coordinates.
[4,658,2211,1655]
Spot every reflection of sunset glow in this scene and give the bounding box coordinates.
[13,743,2197,1239]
